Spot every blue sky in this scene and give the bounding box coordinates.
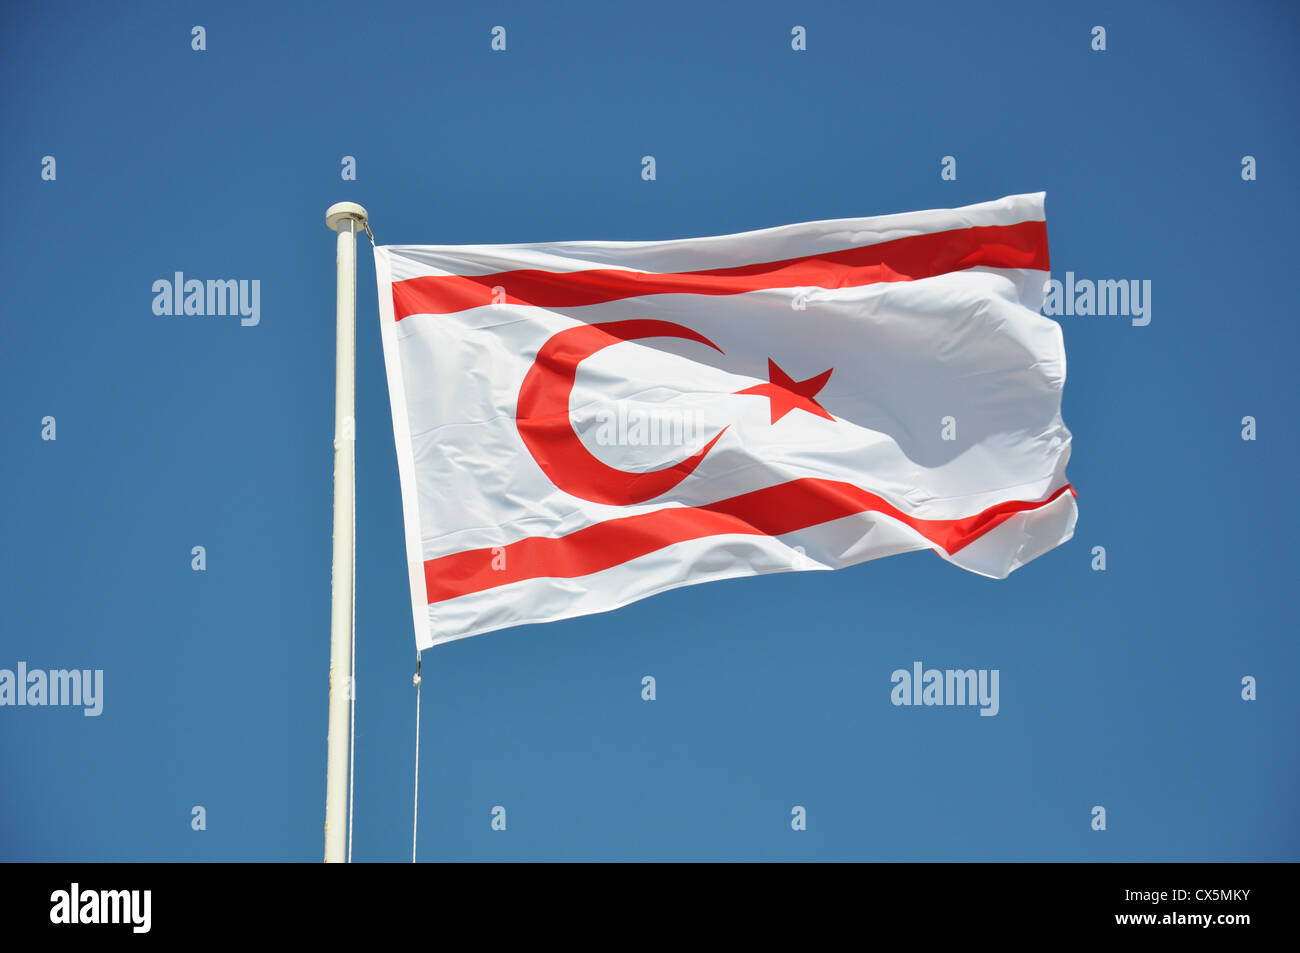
[1,0,1296,860]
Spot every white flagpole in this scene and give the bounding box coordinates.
[324,201,368,863]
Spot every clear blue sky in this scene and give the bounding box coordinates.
[1,0,1296,861]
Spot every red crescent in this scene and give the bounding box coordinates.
[516,319,729,506]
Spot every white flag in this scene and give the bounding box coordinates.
[376,193,1075,648]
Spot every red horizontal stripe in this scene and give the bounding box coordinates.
[424,480,1075,604]
[393,221,1049,319]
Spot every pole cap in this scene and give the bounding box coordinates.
[326,201,369,232]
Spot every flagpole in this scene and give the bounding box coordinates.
[324,201,367,863]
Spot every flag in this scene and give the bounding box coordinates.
[375,193,1075,648]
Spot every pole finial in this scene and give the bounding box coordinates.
[326,201,369,233]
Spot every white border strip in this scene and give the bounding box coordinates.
[374,246,435,651]
[383,192,1047,280]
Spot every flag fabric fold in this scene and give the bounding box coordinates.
[376,193,1075,649]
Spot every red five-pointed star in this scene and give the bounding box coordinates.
[734,359,836,424]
